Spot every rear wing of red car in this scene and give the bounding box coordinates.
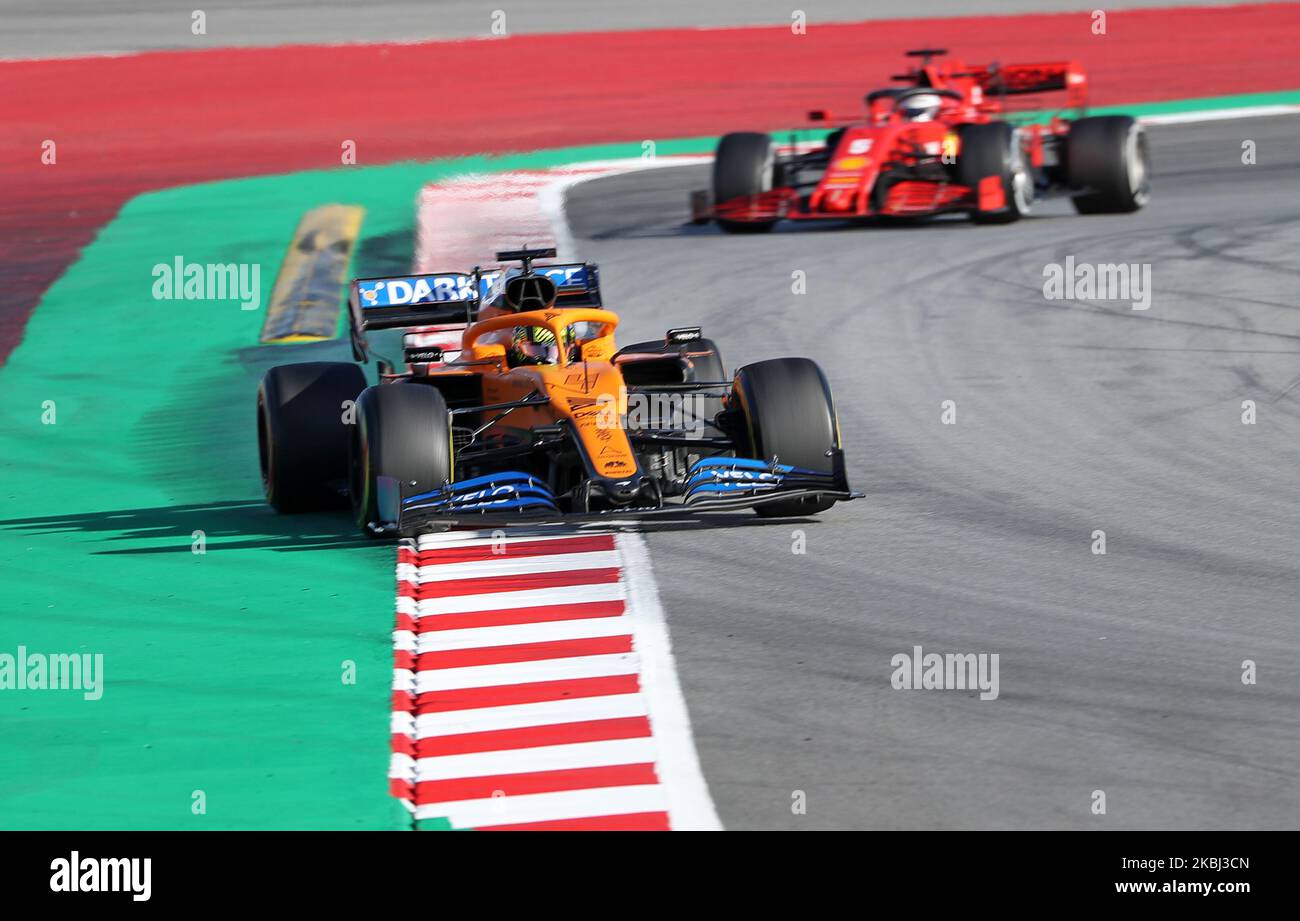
[964,61,1088,109]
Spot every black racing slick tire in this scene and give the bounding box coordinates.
[257,361,367,513]
[713,132,778,234]
[731,357,841,518]
[957,121,1032,224]
[350,383,453,535]
[1067,115,1150,214]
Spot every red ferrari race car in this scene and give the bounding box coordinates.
[690,49,1151,231]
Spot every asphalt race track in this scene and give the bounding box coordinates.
[565,115,1300,829]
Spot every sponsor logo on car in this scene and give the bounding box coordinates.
[481,265,588,290]
[361,265,592,309]
[710,469,781,483]
[358,274,478,308]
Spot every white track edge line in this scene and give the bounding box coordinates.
[1137,104,1300,125]
[415,692,649,737]
[419,784,669,827]
[415,736,659,780]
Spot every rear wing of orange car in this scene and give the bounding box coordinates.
[351,271,481,330]
[348,264,603,362]
[348,270,481,362]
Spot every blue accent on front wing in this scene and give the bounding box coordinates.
[409,495,560,514]
[682,456,836,502]
[400,457,842,520]
[689,457,824,473]
[404,471,546,503]
[401,471,560,517]
[687,481,779,495]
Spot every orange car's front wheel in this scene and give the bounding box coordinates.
[729,357,841,518]
[350,382,452,536]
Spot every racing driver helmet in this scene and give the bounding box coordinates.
[897,92,944,122]
[510,324,567,366]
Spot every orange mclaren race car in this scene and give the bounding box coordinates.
[691,49,1150,231]
[256,248,857,535]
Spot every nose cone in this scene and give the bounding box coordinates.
[588,472,660,510]
[607,477,642,501]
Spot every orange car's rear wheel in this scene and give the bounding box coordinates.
[257,361,366,513]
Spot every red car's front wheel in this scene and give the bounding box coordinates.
[712,131,779,234]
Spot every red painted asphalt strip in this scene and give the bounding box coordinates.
[5,4,1300,363]
[396,600,629,634]
[417,634,634,669]
[415,674,644,712]
[420,600,627,632]
[416,715,653,757]
[476,812,671,831]
[406,535,617,564]
[400,568,623,599]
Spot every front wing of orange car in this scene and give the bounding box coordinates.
[380,452,859,535]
